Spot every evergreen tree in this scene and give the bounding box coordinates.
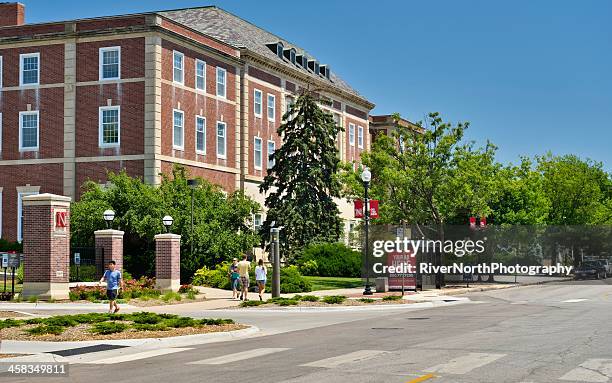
[260,91,344,261]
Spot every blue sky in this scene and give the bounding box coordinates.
[24,0,612,169]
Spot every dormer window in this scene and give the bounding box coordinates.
[307,60,319,74]
[296,55,308,69]
[266,42,285,59]
[320,64,331,80]
[284,48,297,64]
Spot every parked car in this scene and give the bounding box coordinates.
[593,259,611,277]
[574,261,607,280]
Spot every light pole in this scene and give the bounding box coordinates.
[187,179,199,260]
[162,215,174,233]
[361,167,373,295]
[103,209,115,229]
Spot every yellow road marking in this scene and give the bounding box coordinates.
[406,373,437,383]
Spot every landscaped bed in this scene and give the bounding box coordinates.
[238,294,415,308]
[0,312,244,342]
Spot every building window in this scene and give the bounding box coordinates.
[19,111,39,151]
[196,115,206,154]
[253,213,262,231]
[285,95,294,115]
[99,46,120,80]
[254,137,262,170]
[17,191,38,242]
[20,52,39,86]
[216,67,226,98]
[173,109,184,150]
[267,140,276,169]
[216,121,227,159]
[349,123,355,146]
[99,106,120,147]
[358,126,364,148]
[173,51,184,84]
[253,89,262,117]
[195,59,206,91]
[267,94,275,121]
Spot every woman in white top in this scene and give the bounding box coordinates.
[255,259,267,301]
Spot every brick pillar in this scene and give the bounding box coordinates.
[94,229,124,274]
[22,193,71,300]
[154,233,181,292]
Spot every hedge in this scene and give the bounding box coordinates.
[297,242,361,277]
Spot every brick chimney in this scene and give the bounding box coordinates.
[0,2,24,27]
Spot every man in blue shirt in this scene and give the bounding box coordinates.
[99,261,124,313]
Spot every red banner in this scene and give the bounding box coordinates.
[354,200,380,219]
[354,200,364,218]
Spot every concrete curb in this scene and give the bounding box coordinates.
[0,302,140,311]
[0,325,260,354]
[440,277,571,296]
[221,298,469,313]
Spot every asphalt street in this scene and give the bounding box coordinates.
[3,280,612,383]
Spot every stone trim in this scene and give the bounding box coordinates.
[158,156,239,174]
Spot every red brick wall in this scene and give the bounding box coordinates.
[345,116,367,164]
[76,16,146,32]
[0,3,24,27]
[0,87,64,159]
[75,82,145,157]
[0,44,64,87]
[76,38,145,82]
[247,79,282,177]
[0,164,64,241]
[160,161,235,193]
[155,236,181,281]
[95,234,124,272]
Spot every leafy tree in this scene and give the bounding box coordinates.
[260,92,344,261]
[71,166,260,280]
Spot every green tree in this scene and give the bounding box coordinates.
[260,92,344,261]
[71,166,260,280]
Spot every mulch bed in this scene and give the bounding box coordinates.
[0,311,31,318]
[0,322,246,342]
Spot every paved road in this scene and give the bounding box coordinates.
[4,280,612,383]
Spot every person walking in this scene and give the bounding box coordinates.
[99,260,124,314]
[237,254,251,301]
[229,258,240,299]
[255,259,267,301]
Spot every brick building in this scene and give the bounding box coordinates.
[0,3,374,244]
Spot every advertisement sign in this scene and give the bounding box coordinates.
[387,250,416,290]
[7,253,20,268]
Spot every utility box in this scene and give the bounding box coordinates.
[375,277,389,293]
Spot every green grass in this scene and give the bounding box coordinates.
[303,276,362,291]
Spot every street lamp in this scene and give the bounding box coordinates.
[187,179,199,259]
[162,215,174,233]
[103,209,115,229]
[361,167,373,295]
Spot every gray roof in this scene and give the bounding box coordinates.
[159,6,367,102]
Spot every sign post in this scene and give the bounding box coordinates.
[270,228,281,298]
[74,252,81,281]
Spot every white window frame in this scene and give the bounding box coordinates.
[19,52,40,86]
[267,94,276,122]
[253,136,263,170]
[358,125,364,148]
[253,213,262,231]
[19,111,39,151]
[195,59,206,91]
[267,140,276,169]
[98,106,121,148]
[216,67,226,98]
[216,121,227,159]
[98,46,121,81]
[253,89,263,118]
[172,109,184,150]
[195,115,206,155]
[349,123,355,146]
[173,50,184,85]
[17,191,38,242]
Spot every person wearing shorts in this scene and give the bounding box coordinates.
[255,259,267,301]
[99,261,124,313]
[229,258,240,299]
[237,254,251,301]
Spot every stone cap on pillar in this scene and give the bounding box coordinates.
[154,233,181,241]
[94,229,125,238]
[22,193,71,207]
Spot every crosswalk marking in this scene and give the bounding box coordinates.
[559,358,612,382]
[562,299,589,303]
[424,353,506,374]
[188,348,290,365]
[83,348,192,364]
[300,350,387,368]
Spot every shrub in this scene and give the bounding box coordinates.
[127,312,163,324]
[132,323,169,331]
[277,299,298,306]
[0,318,23,329]
[299,295,319,302]
[279,266,312,293]
[198,318,234,325]
[26,325,64,336]
[24,318,45,325]
[322,295,346,304]
[192,263,232,289]
[44,316,78,327]
[163,317,197,328]
[382,295,402,301]
[27,295,38,303]
[90,321,128,334]
[178,284,198,294]
[0,239,22,252]
[359,298,375,303]
[297,242,361,277]
[161,292,182,302]
[240,300,264,307]
[69,285,106,301]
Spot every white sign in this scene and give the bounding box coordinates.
[1,254,8,268]
[56,270,64,278]
[74,253,81,266]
